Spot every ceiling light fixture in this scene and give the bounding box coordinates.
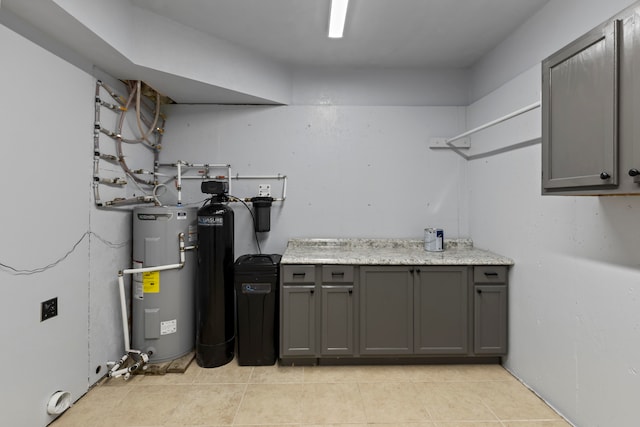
[328,0,349,38]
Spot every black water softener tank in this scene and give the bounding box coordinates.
[196,180,235,367]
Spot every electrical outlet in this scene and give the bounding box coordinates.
[258,184,271,197]
[41,297,58,321]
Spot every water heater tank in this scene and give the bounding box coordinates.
[131,205,197,362]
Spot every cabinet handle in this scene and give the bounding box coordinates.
[348,289,353,295]
[293,273,306,279]
[629,168,640,177]
[416,268,421,273]
[484,272,499,277]
[331,272,345,278]
[600,172,611,180]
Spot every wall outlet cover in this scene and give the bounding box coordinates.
[41,297,58,321]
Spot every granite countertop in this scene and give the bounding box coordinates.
[280,238,514,266]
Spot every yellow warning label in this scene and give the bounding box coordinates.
[143,271,160,293]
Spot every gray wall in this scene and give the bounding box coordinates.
[4,1,640,426]
[0,23,149,426]
[159,104,469,257]
[467,0,640,426]
[0,24,91,426]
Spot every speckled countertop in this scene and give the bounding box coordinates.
[280,238,514,266]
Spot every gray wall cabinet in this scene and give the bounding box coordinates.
[542,4,640,195]
[542,19,619,192]
[281,263,508,363]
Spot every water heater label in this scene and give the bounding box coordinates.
[137,213,172,221]
[161,319,177,335]
[143,271,160,293]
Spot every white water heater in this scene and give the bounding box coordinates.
[131,206,197,362]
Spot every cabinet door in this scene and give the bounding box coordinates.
[620,8,640,186]
[414,267,469,354]
[542,19,619,191]
[281,286,316,356]
[474,285,508,355]
[321,285,354,355]
[359,267,413,355]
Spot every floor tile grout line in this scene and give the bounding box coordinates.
[230,381,250,426]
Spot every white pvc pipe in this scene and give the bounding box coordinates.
[121,234,185,276]
[47,391,72,415]
[117,274,133,353]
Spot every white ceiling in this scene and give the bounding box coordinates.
[0,0,550,103]
[131,0,549,68]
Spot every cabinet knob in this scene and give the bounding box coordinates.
[629,168,640,177]
[600,172,611,180]
[476,289,482,294]
[309,289,314,294]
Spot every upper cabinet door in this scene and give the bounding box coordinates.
[542,19,620,191]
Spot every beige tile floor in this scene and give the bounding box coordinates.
[50,361,571,427]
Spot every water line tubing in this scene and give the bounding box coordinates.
[135,80,161,146]
[114,84,155,186]
[176,160,183,206]
[108,233,188,380]
[94,80,164,207]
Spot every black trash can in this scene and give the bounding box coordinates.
[234,254,281,365]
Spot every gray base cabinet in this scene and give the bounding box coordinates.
[473,266,508,355]
[321,265,355,355]
[360,267,413,355]
[280,264,508,363]
[281,286,316,356]
[321,285,353,355]
[281,265,316,357]
[474,285,508,354]
[414,267,469,354]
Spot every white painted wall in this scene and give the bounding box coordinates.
[292,66,469,106]
[0,23,149,426]
[470,0,637,102]
[467,1,640,425]
[0,24,91,426]
[159,104,469,257]
[4,1,640,426]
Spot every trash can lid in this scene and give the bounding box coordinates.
[235,254,282,269]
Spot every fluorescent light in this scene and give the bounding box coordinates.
[328,0,349,38]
